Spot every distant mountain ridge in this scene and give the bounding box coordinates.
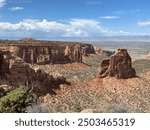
[32,35,150,42]
[1,35,150,42]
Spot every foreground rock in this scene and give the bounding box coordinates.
[99,49,136,79]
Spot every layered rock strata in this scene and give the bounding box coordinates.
[99,49,136,79]
[0,39,95,64]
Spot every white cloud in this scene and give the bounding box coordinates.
[0,18,132,38]
[9,7,24,12]
[8,0,32,4]
[138,21,150,26]
[0,19,108,37]
[86,1,102,5]
[99,16,119,20]
[114,9,140,15]
[0,0,6,8]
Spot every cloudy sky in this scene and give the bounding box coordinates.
[0,0,150,39]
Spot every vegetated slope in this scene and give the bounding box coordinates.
[39,54,107,82]
[41,72,150,113]
[133,59,150,74]
[40,54,150,113]
[1,50,150,113]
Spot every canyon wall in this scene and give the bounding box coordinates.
[0,51,68,93]
[0,39,95,64]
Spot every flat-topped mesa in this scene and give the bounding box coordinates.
[0,39,95,64]
[99,49,136,79]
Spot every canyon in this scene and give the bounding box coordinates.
[0,39,150,113]
[0,39,95,65]
[0,39,95,92]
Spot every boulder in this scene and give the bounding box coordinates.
[99,49,136,79]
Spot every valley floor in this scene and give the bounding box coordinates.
[36,54,150,112]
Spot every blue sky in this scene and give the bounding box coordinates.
[0,0,150,38]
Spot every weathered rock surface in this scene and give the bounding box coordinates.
[0,51,68,92]
[0,39,95,64]
[82,44,95,56]
[99,49,136,79]
[0,51,11,79]
[96,48,114,57]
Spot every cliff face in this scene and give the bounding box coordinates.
[82,44,95,56]
[0,40,95,64]
[99,49,136,79]
[18,45,82,64]
[0,51,11,79]
[96,48,114,57]
[0,51,68,94]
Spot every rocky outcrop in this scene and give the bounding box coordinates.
[0,39,97,65]
[81,44,95,56]
[0,51,68,95]
[99,49,136,79]
[0,51,11,79]
[0,39,96,64]
[9,45,83,64]
[96,48,114,57]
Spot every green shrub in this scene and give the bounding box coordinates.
[0,87,31,113]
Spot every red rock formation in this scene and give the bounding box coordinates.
[96,48,114,57]
[0,39,95,64]
[99,49,136,79]
[0,51,11,79]
[0,51,67,90]
[82,44,95,56]
[98,59,110,78]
